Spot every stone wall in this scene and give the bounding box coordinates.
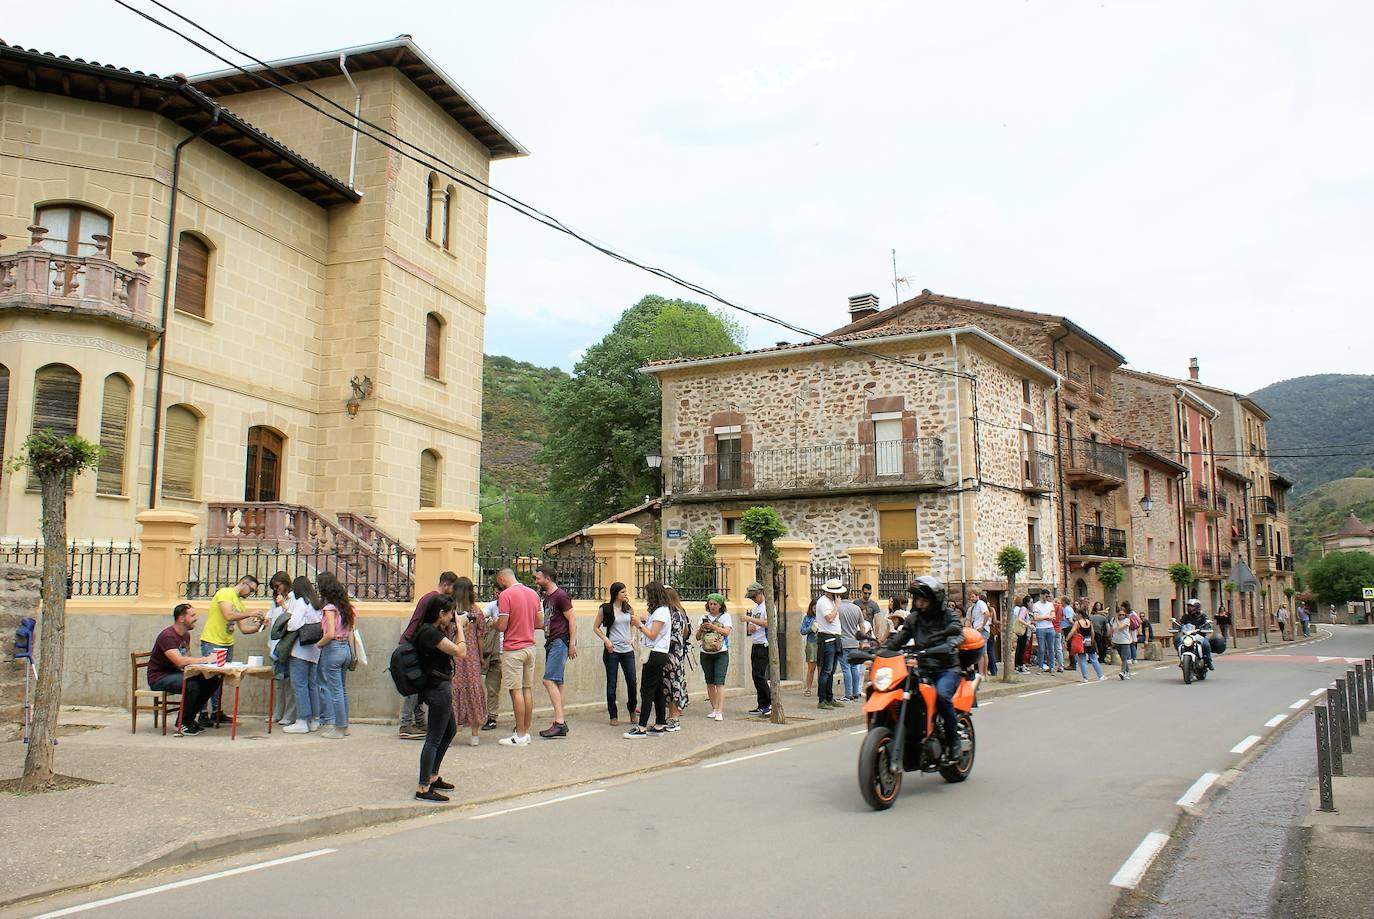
[0,564,40,742]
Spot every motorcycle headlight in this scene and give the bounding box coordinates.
[872,667,895,691]
[1182,637,1194,647]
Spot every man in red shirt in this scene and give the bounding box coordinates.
[495,569,541,746]
[147,603,219,736]
[534,565,577,740]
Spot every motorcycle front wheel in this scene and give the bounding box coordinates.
[859,726,902,810]
[1182,655,1194,684]
[939,714,976,783]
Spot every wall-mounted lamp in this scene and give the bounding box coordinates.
[1138,494,1154,518]
[346,375,373,418]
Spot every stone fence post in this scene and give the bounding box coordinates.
[775,539,815,612]
[902,548,934,579]
[708,535,756,610]
[846,546,882,596]
[135,509,199,607]
[587,523,641,595]
[412,509,481,593]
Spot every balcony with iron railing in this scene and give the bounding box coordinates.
[1184,481,1212,514]
[1219,555,1232,575]
[1253,495,1277,518]
[1214,491,1229,514]
[1069,523,1127,559]
[1022,450,1055,494]
[1064,439,1127,492]
[669,438,946,500]
[1192,551,1217,575]
[0,227,157,335]
[1280,555,1294,572]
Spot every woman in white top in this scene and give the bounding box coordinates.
[1013,595,1033,673]
[594,581,638,726]
[695,593,732,721]
[283,576,324,733]
[625,581,673,738]
[1111,601,1134,681]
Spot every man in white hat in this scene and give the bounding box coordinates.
[815,577,846,708]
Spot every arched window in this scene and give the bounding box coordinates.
[30,364,81,492]
[97,374,132,496]
[0,364,9,472]
[442,184,456,250]
[161,405,201,500]
[419,449,441,508]
[424,312,443,380]
[244,426,285,502]
[35,204,112,257]
[425,172,439,240]
[173,233,211,318]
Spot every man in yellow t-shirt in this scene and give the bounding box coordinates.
[198,575,262,725]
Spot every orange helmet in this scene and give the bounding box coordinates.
[961,627,985,650]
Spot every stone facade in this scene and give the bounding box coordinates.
[0,39,521,545]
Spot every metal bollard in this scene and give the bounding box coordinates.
[1366,658,1374,702]
[1347,672,1360,737]
[1326,689,1345,777]
[1315,704,1337,812]
[1357,663,1368,723]
[1334,679,1353,753]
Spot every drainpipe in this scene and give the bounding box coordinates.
[339,54,361,190]
[1049,327,1072,596]
[148,108,219,509]
[948,331,967,590]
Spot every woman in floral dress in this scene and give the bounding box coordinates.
[449,577,488,747]
[663,586,692,730]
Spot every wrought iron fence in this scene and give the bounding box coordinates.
[1075,524,1127,558]
[877,567,910,600]
[810,565,854,599]
[182,543,413,602]
[0,541,139,597]
[634,557,727,601]
[1067,439,1127,481]
[473,551,603,602]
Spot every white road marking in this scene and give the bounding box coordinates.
[1176,772,1220,807]
[1265,714,1288,728]
[701,746,792,770]
[850,729,867,735]
[1109,832,1171,889]
[1231,735,1262,754]
[979,700,996,706]
[1309,688,1328,696]
[469,788,604,820]
[32,849,336,918]
[1017,689,1053,698]
[1290,698,1311,710]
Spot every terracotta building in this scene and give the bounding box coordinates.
[644,313,1061,603]
[0,38,524,547]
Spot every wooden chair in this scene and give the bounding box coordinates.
[131,651,181,735]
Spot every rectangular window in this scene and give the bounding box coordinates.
[1027,519,1041,574]
[1148,599,1161,624]
[1021,378,1031,405]
[715,431,742,488]
[1142,468,1151,495]
[1146,537,1154,561]
[722,513,741,535]
[161,406,200,500]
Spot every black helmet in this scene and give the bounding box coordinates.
[907,575,946,612]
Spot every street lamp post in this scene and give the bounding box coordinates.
[646,449,662,497]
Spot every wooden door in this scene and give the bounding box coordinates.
[244,426,283,502]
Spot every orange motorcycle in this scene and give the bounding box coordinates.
[851,630,981,810]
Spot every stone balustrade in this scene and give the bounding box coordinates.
[0,227,156,332]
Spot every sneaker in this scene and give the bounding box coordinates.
[713,711,724,722]
[415,788,449,802]
[1042,665,1050,672]
[480,717,499,732]
[498,733,531,746]
[399,724,425,739]
[308,719,321,732]
[624,727,649,738]
[1118,672,1125,681]
[197,713,215,729]
[320,726,345,739]
[276,717,292,726]
[746,707,765,715]
[538,722,568,739]
[179,722,202,736]
[468,736,480,747]
[758,706,772,717]
[431,777,455,790]
[664,720,681,732]
[283,721,310,733]
[1099,675,1108,682]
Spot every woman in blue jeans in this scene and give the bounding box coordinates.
[316,571,354,740]
[593,582,638,725]
[284,576,323,734]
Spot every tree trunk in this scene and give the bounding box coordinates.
[21,470,69,792]
[760,548,785,724]
[1000,573,1017,681]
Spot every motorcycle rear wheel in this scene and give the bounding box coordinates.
[1197,665,1207,681]
[939,714,976,783]
[859,726,902,810]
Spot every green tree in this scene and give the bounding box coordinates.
[540,295,745,535]
[679,528,719,596]
[1167,563,1195,623]
[1308,551,1374,607]
[1096,561,1126,613]
[740,507,787,723]
[7,431,101,791]
[995,546,1026,681]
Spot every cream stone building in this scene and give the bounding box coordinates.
[0,39,524,549]
[644,309,1062,607]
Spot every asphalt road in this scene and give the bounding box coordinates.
[18,626,1374,919]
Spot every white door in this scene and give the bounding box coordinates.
[874,417,903,476]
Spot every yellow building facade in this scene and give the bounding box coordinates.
[0,39,524,546]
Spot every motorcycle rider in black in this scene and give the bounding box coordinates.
[1177,597,1214,670]
[883,576,964,764]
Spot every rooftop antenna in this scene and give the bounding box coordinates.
[891,249,912,305]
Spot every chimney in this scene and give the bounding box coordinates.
[1188,357,1199,381]
[847,293,880,322]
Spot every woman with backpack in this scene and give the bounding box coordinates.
[696,593,732,721]
[411,593,465,801]
[662,586,692,731]
[448,577,488,747]
[1071,607,1104,681]
[316,571,355,740]
[801,597,818,696]
[594,582,638,726]
[1012,595,1032,674]
[283,576,324,734]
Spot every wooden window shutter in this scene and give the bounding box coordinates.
[425,314,442,379]
[174,233,210,318]
[29,364,81,492]
[162,406,199,500]
[97,375,131,495]
[419,450,439,508]
[0,365,9,473]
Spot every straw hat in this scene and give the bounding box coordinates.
[822,577,847,594]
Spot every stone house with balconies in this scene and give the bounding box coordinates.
[0,38,524,554]
[643,313,1061,604]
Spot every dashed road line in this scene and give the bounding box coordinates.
[850,729,867,735]
[1017,689,1053,698]
[1175,772,1220,807]
[1290,698,1311,710]
[1231,735,1262,755]
[469,789,604,820]
[1110,832,1171,889]
[701,747,792,770]
[1265,714,1287,728]
[1309,688,1328,697]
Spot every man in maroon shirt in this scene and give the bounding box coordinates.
[397,571,458,738]
[533,565,576,739]
[148,603,219,736]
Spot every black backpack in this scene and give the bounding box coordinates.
[388,641,426,696]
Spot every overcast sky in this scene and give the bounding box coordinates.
[12,1,1371,392]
